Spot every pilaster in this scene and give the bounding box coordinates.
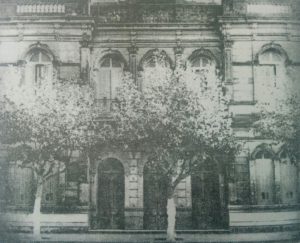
[80,36,90,83]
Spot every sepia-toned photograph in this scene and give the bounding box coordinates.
[0,0,299,242]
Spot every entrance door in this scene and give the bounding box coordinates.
[97,158,124,229]
[143,164,169,229]
[191,162,222,229]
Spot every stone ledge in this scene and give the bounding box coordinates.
[229,204,300,212]
[230,223,300,233]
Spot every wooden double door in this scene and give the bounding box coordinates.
[191,162,222,229]
[143,162,222,230]
[97,159,125,229]
[143,165,169,230]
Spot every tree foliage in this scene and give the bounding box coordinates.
[111,56,235,192]
[253,66,300,159]
[0,67,95,182]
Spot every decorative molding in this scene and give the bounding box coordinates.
[128,45,138,55]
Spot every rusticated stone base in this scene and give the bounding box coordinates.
[176,207,192,230]
[124,208,143,230]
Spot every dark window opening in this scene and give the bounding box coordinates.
[45,193,53,201]
[261,192,269,200]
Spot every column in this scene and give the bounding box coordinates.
[175,176,192,229]
[80,39,90,83]
[274,160,281,204]
[128,45,138,83]
[124,153,143,229]
[249,159,257,205]
[224,40,234,101]
[174,45,184,69]
[88,159,97,229]
[218,159,230,229]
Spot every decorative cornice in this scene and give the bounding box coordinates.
[128,45,138,55]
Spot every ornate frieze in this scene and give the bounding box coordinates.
[91,3,221,24]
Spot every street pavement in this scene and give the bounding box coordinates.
[0,231,299,243]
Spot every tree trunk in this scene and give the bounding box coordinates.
[166,196,176,242]
[33,179,43,239]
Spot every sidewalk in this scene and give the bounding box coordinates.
[1,231,299,243]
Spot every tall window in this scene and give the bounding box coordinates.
[141,50,171,91]
[7,164,34,208]
[277,150,298,205]
[250,149,275,205]
[255,48,286,104]
[27,49,52,86]
[188,55,216,91]
[191,55,214,72]
[97,55,123,101]
[259,49,283,65]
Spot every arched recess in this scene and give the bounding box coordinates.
[187,48,220,70]
[255,43,289,65]
[250,144,276,205]
[186,48,220,91]
[276,147,298,204]
[138,49,174,71]
[138,49,173,91]
[7,164,34,209]
[23,42,56,86]
[254,43,290,104]
[143,161,169,230]
[191,159,222,229]
[97,158,125,229]
[93,51,127,110]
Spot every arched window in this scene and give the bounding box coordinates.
[188,54,217,91]
[26,49,53,86]
[97,55,124,101]
[259,49,285,65]
[277,150,298,205]
[250,146,275,205]
[255,47,287,104]
[190,55,215,73]
[140,50,172,91]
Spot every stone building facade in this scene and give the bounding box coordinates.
[0,0,300,232]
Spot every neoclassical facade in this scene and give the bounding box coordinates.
[0,0,300,232]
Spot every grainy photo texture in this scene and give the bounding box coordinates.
[0,0,300,242]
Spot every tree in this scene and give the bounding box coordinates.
[109,56,235,241]
[0,67,96,238]
[253,65,300,159]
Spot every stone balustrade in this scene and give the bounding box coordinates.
[17,4,66,14]
[0,0,89,17]
[223,0,299,18]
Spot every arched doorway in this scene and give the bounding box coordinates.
[97,158,125,229]
[143,163,169,229]
[191,161,222,229]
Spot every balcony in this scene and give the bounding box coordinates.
[223,0,299,19]
[91,1,222,24]
[94,98,118,115]
[0,0,89,18]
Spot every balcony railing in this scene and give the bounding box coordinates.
[223,0,299,18]
[17,4,66,14]
[0,0,89,17]
[94,98,119,114]
[91,2,222,24]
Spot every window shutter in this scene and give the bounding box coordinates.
[25,64,35,86]
[254,66,276,104]
[98,69,111,100]
[111,68,122,99]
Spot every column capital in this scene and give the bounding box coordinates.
[174,45,184,55]
[80,33,91,48]
[224,40,233,49]
[128,45,138,55]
